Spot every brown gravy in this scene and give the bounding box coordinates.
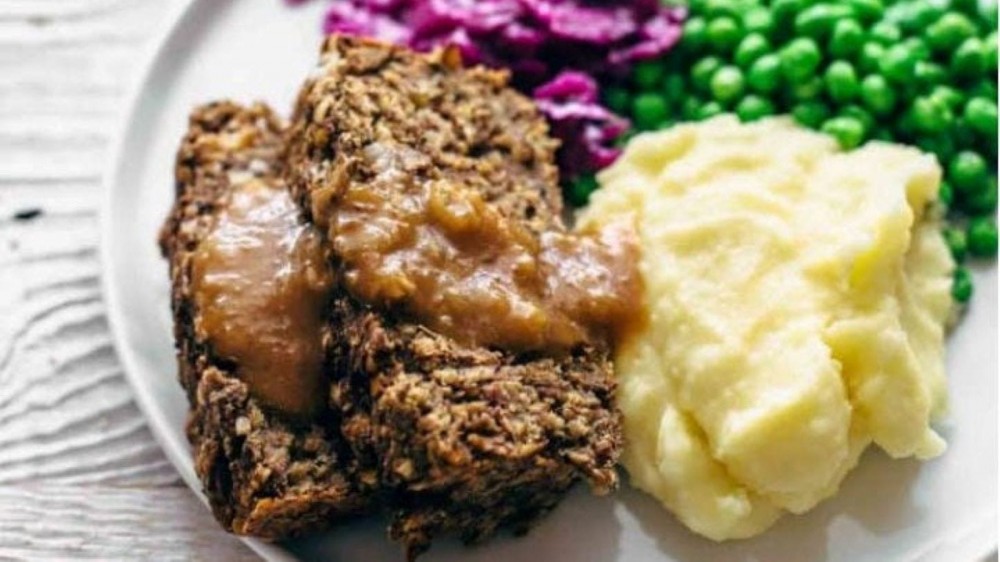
[328,145,641,352]
[192,180,333,417]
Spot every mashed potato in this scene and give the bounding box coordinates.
[578,116,954,540]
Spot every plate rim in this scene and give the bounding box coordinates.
[98,0,290,560]
[96,2,998,562]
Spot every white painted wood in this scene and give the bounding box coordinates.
[0,1,253,558]
[0,486,255,560]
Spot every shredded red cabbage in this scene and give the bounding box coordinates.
[313,0,685,179]
[534,72,630,177]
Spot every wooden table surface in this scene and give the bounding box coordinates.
[0,0,254,559]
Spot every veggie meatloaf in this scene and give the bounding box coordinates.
[285,36,622,558]
[159,37,623,560]
[158,101,370,539]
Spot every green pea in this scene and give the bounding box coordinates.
[964,178,999,215]
[925,12,977,53]
[980,135,999,159]
[710,65,746,104]
[944,226,969,261]
[567,175,598,207]
[939,180,955,207]
[697,101,725,120]
[632,93,670,130]
[964,97,999,138]
[839,105,875,136]
[824,61,859,104]
[771,0,805,29]
[743,7,774,39]
[985,31,998,73]
[860,75,896,116]
[951,266,974,303]
[846,0,884,23]
[897,110,919,139]
[658,118,678,130]
[901,84,927,107]
[983,3,999,31]
[915,4,947,31]
[857,42,886,75]
[747,54,782,94]
[871,127,895,142]
[604,87,631,115]
[950,117,977,148]
[792,101,831,128]
[821,116,865,149]
[880,44,918,84]
[780,37,822,83]
[914,61,947,89]
[795,4,855,40]
[707,16,742,54]
[632,61,666,90]
[703,0,743,18]
[829,19,865,59]
[951,37,987,80]
[682,96,704,121]
[909,96,953,134]
[895,6,920,23]
[791,76,825,101]
[736,95,776,122]
[662,74,687,102]
[683,17,709,53]
[916,134,956,166]
[967,218,999,257]
[734,33,771,68]
[950,0,979,16]
[898,3,944,35]
[949,151,988,193]
[903,37,931,62]
[869,21,902,45]
[926,85,961,110]
[968,82,998,104]
[691,56,723,93]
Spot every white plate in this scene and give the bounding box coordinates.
[100,1,999,561]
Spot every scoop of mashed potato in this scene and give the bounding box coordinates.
[578,116,954,540]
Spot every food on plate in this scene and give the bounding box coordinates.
[310,0,686,182]
[158,101,370,538]
[285,35,631,557]
[321,0,685,82]
[160,37,638,559]
[288,37,638,352]
[160,0,988,551]
[578,116,955,540]
[608,0,998,298]
[190,154,331,418]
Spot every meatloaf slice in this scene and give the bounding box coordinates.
[285,36,622,558]
[159,101,368,539]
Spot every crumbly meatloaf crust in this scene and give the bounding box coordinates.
[285,36,622,557]
[158,101,368,539]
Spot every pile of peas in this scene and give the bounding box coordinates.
[600,0,998,303]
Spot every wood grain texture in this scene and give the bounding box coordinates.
[0,486,255,561]
[0,0,253,559]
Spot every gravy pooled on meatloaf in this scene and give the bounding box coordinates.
[290,40,638,352]
[159,101,369,538]
[286,36,626,557]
